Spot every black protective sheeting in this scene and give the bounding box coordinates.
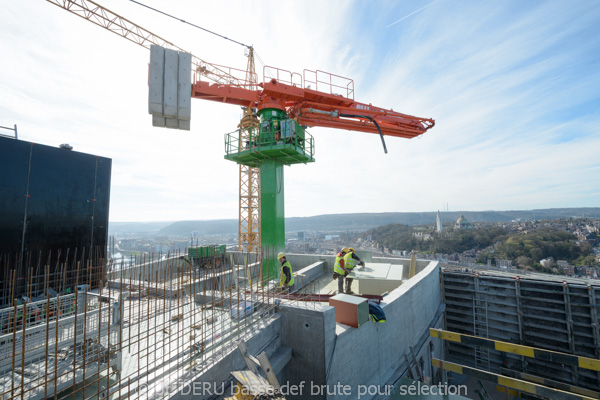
[0,137,111,305]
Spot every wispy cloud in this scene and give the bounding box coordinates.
[386,0,441,28]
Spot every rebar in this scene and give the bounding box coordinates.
[0,245,308,399]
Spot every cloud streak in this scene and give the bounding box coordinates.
[386,0,442,28]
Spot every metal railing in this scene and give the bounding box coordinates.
[304,69,354,99]
[225,124,315,162]
[0,124,17,139]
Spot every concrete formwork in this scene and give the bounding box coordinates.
[442,270,600,392]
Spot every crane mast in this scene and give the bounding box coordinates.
[238,48,261,254]
[47,0,435,280]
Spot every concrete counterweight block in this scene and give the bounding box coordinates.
[152,115,166,128]
[163,48,179,119]
[177,51,192,121]
[148,45,165,116]
[148,44,192,130]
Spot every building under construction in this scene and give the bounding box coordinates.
[2,1,599,399]
[1,242,600,400]
[0,137,598,400]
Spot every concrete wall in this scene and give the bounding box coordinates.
[107,256,183,281]
[227,251,374,275]
[277,261,443,400]
[277,303,335,399]
[106,253,421,285]
[293,262,326,290]
[323,261,441,399]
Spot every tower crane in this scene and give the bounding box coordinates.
[46,0,435,279]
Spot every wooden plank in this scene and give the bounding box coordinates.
[237,342,260,376]
[258,351,281,389]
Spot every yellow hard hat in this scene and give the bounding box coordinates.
[341,247,349,253]
[277,252,286,259]
[348,247,355,253]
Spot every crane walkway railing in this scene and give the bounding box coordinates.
[224,122,315,166]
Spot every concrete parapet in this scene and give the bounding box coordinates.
[293,261,326,290]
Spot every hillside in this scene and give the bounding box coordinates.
[109,221,173,234]
[115,208,600,237]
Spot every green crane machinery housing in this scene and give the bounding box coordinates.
[224,108,315,281]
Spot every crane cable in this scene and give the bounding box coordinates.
[128,0,251,49]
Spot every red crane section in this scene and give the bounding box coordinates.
[192,67,434,140]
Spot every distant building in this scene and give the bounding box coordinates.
[436,210,443,233]
[563,266,575,276]
[297,231,306,241]
[455,214,472,229]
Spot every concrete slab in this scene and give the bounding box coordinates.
[387,264,404,280]
[348,263,391,280]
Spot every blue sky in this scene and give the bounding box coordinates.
[1,0,599,222]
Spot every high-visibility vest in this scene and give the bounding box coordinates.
[344,252,356,270]
[334,253,346,274]
[280,261,295,286]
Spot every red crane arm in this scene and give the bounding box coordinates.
[192,74,434,139]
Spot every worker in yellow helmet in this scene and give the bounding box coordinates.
[342,247,365,294]
[277,252,294,292]
[333,247,349,294]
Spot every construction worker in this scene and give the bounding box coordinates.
[277,252,294,292]
[333,247,349,294]
[342,247,365,294]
